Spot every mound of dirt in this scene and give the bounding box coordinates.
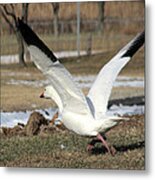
[1,111,65,137]
[25,111,49,136]
[1,125,25,137]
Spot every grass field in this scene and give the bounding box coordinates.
[0,115,144,169]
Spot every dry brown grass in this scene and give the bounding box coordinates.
[1,84,144,112]
[1,65,54,111]
[1,49,144,112]
[1,1,144,37]
[1,84,53,112]
[1,2,144,22]
[31,1,144,21]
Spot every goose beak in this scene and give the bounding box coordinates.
[40,92,44,98]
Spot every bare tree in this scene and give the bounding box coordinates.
[98,2,105,34]
[0,4,29,66]
[51,3,59,37]
[22,3,29,23]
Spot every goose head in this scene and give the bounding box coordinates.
[40,85,63,113]
[40,85,54,99]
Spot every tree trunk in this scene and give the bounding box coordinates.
[98,2,105,34]
[53,12,59,37]
[0,4,29,66]
[22,3,29,23]
[52,3,59,37]
[16,30,26,66]
[86,33,92,56]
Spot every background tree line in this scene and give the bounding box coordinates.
[0,2,105,66]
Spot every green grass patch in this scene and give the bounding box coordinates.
[0,115,145,169]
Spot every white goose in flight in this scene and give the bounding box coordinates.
[18,18,144,155]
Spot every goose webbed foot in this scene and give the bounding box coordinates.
[87,134,116,156]
[87,138,101,151]
[97,133,116,156]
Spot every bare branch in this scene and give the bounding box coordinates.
[21,3,29,23]
[3,4,17,23]
[52,3,59,14]
[0,6,16,32]
[0,4,27,66]
[10,4,16,17]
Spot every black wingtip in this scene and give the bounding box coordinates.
[17,18,58,63]
[17,17,22,23]
[122,31,145,58]
[17,18,40,46]
[17,18,25,29]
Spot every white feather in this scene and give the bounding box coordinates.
[18,19,144,136]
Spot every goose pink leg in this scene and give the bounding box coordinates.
[97,133,116,156]
[86,134,116,155]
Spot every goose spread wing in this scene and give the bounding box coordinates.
[87,31,145,119]
[18,19,92,115]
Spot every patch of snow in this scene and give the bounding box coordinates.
[1,51,101,64]
[1,54,19,64]
[107,104,144,116]
[0,105,144,128]
[76,75,145,88]
[7,78,50,87]
[74,75,144,88]
[0,108,57,128]
[6,75,144,88]
[1,71,31,77]
[113,80,144,88]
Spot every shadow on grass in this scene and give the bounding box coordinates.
[91,141,145,155]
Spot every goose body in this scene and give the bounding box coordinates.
[18,18,144,154]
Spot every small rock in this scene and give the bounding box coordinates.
[17,122,25,128]
[60,144,65,149]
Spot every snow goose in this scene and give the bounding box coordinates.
[18,18,144,155]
